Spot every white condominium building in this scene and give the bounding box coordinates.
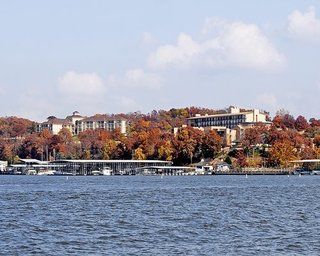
[75,115,126,135]
[36,111,127,135]
[36,117,73,135]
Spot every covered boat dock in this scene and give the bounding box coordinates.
[49,159,172,175]
[134,166,195,175]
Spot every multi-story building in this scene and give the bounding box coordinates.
[36,117,74,135]
[37,111,126,135]
[188,106,268,129]
[187,106,270,146]
[66,111,85,134]
[75,115,126,135]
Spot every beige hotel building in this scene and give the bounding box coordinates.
[187,106,271,146]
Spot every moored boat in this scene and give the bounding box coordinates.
[293,168,312,175]
[102,167,113,175]
[92,170,103,176]
[311,170,320,175]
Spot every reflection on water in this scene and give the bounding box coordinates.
[1,175,320,255]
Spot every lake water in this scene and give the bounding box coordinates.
[1,175,320,255]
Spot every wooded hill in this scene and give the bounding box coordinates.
[0,107,319,168]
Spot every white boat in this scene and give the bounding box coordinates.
[92,170,102,176]
[37,170,56,175]
[312,170,320,175]
[102,167,113,176]
[26,169,37,175]
[53,171,73,176]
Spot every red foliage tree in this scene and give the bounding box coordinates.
[294,115,309,131]
[310,118,320,127]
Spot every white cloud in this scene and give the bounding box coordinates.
[58,71,105,96]
[148,19,286,72]
[108,68,163,89]
[256,93,277,108]
[149,33,204,69]
[288,6,320,41]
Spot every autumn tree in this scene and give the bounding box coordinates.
[102,139,117,160]
[273,111,295,130]
[294,115,309,131]
[202,130,222,158]
[282,114,295,129]
[0,117,34,138]
[268,140,298,167]
[314,135,320,147]
[267,126,289,145]
[242,125,268,148]
[236,151,247,168]
[133,147,146,160]
[272,115,284,129]
[0,140,15,162]
[19,134,45,159]
[50,128,78,159]
[157,140,174,161]
[310,118,320,127]
[172,127,203,165]
[300,146,315,160]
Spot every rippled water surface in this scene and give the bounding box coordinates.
[1,175,320,255]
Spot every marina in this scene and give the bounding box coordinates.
[6,159,173,176]
[2,158,319,176]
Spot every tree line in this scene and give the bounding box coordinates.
[0,108,319,168]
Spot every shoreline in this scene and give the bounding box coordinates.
[0,172,309,176]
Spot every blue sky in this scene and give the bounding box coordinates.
[1,0,320,121]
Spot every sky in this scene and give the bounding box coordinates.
[1,0,320,121]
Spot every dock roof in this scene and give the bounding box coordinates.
[51,159,172,164]
[290,159,320,163]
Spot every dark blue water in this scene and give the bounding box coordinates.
[1,176,320,255]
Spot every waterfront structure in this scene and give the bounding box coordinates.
[10,159,62,175]
[36,111,127,135]
[187,106,271,146]
[10,159,172,175]
[137,166,195,175]
[51,159,170,175]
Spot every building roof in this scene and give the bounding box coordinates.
[51,159,172,164]
[290,159,320,163]
[66,115,83,119]
[188,111,255,120]
[66,111,84,119]
[188,109,269,120]
[41,118,72,125]
[140,166,194,170]
[19,159,49,164]
[80,115,126,122]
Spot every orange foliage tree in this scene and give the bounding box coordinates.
[268,140,298,167]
